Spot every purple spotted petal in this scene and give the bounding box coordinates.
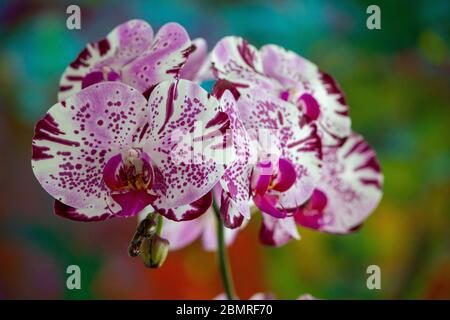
[179,38,208,81]
[239,87,322,208]
[260,44,351,146]
[161,216,204,251]
[216,91,253,227]
[122,23,192,94]
[295,133,383,234]
[212,40,350,146]
[154,192,212,221]
[210,36,278,93]
[58,20,154,101]
[259,214,300,247]
[143,79,233,213]
[32,82,148,211]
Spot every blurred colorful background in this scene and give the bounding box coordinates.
[0,0,449,299]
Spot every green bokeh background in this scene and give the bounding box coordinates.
[0,0,449,299]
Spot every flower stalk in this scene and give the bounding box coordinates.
[212,198,237,300]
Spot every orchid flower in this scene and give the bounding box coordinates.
[259,132,383,246]
[208,37,324,227]
[207,81,322,236]
[58,20,193,100]
[142,97,248,250]
[32,79,232,221]
[209,36,351,147]
[208,36,383,246]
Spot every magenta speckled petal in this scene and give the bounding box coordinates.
[122,22,192,93]
[239,87,322,208]
[143,79,233,211]
[260,44,351,146]
[217,91,253,226]
[295,133,383,234]
[59,19,154,101]
[32,82,148,211]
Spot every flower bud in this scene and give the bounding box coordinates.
[140,235,170,268]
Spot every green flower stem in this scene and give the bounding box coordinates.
[212,198,237,300]
[156,213,163,236]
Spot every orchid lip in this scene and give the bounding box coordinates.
[252,157,296,196]
[103,148,154,192]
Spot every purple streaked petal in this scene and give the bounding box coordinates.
[53,200,116,222]
[58,19,154,101]
[217,186,246,229]
[210,36,279,93]
[295,133,383,234]
[121,22,192,94]
[312,72,351,146]
[161,216,204,251]
[259,214,300,247]
[155,192,212,221]
[271,122,322,209]
[81,71,104,89]
[144,79,233,210]
[32,82,148,210]
[179,38,208,81]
